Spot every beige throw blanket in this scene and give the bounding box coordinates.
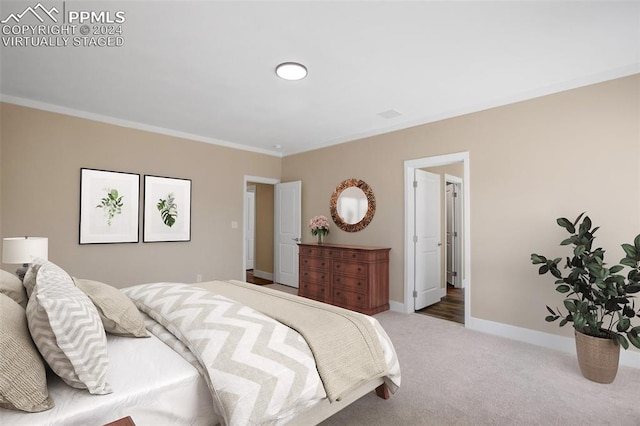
[197,280,389,402]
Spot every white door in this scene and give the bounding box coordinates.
[245,187,256,270]
[414,169,442,310]
[446,181,463,288]
[275,181,301,288]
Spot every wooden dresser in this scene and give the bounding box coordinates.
[298,243,390,315]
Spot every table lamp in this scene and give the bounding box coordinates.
[2,237,48,280]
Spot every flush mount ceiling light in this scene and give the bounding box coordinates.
[275,62,307,81]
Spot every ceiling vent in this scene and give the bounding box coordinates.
[377,109,402,119]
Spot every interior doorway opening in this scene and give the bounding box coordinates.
[242,176,302,289]
[404,152,471,326]
[245,181,275,285]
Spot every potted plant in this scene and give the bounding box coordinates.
[531,213,640,383]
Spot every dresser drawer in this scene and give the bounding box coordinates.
[299,282,328,301]
[300,256,330,270]
[332,274,368,293]
[333,261,367,277]
[341,250,369,262]
[332,287,366,309]
[300,268,329,284]
[299,246,326,257]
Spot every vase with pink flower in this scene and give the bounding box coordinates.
[309,215,330,244]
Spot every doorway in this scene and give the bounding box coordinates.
[404,152,471,325]
[245,181,274,285]
[242,176,302,289]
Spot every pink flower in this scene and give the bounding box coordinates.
[309,215,330,236]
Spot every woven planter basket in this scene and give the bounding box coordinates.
[574,330,620,384]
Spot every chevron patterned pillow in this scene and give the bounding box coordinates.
[22,257,46,299]
[26,261,112,395]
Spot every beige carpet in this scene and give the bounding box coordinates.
[317,311,640,425]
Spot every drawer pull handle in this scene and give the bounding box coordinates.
[336,278,340,282]
[358,267,362,272]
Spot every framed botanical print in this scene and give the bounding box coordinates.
[80,168,140,244]
[143,175,192,242]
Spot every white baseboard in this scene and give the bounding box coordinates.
[253,270,273,281]
[389,300,404,313]
[388,300,640,369]
[466,316,640,369]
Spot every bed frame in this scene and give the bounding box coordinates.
[288,380,389,425]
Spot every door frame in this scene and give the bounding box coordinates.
[404,152,471,325]
[242,175,280,279]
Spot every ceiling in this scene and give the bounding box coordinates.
[1,1,639,157]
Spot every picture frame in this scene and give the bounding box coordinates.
[143,175,192,242]
[80,168,140,244]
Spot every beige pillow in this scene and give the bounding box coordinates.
[74,278,149,338]
[0,293,54,412]
[0,269,27,308]
[27,261,112,395]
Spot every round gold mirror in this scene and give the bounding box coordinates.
[330,179,376,232]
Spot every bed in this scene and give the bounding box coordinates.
[0,261,400,426]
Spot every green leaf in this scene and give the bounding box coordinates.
[574,245,586,257]
[556,284,570,293]
[545,315,558,322]
[622,243,637,259]
[531,254,546,264]
[609,265,624,274]
[557,217,575,234]
[580,216,592,233]
[620,257,637,268]
[563,299,577,313]
[538,264,549,275]
[615,334,629,350]
[634,234,640,252]
[546,306,556,316]
[559,318,569,327]
[617,317,631,332]
[560,237,575,246]
[626,284,640,294]
[628,332,640,349]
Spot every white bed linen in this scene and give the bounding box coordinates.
[0,333,219,426]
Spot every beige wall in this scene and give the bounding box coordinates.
[254,182,274,275]
[2,75,639,345]
[283,74,640,340]
[0,104,281,287]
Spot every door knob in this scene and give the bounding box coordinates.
[292,237,301,242]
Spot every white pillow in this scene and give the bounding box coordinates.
[26,261,112,394]
[22,257,46,299]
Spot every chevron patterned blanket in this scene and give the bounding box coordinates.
[201,280,399,400]
[124,282,326,425]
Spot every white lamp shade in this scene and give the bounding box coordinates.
[2,237,48,264]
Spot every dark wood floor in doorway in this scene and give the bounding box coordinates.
[246,270,273,285]
[416,285,464,324]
